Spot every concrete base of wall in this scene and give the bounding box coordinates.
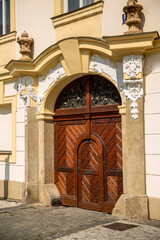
[24,183,39,203]
[38,183,61,206]
[149,197,160,220]
[112,194,149,220]
[0,180,25,200]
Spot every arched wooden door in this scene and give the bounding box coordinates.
[77,135,103,211]
[54,75,123,213]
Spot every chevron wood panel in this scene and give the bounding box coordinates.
[116,122,122,170]
[81,140,98,170]
[55,120,87,205]
[57,172,74,196]
[78,139,100,208]
[92,118,123,205]
[81,175,99,203]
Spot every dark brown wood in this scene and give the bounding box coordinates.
[54,75,123,212]
[77,136,103,211]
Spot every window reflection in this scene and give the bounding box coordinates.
[0,0,10,36]
[0,0,2,35]
[68,0,94,12]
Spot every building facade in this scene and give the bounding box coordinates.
[0,0,160,220]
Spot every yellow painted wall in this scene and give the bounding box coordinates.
[0,33,16,74]
[16,0,55,59]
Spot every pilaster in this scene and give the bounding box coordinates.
[113,54,148,219]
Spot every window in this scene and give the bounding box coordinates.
[0,104,12,152]
[64,0,94,13]
[0,0,10,36]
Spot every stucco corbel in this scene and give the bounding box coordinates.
[122,55,144,119]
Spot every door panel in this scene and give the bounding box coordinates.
[77,139,102,211]
[55,120,88,206]
[92,117,123,212]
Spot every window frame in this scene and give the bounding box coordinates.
[54,0,100,16]
[64,0,94,13]
[0,0,15,37]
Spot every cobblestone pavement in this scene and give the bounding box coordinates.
[0,200,160,240]
[0,199,22,209]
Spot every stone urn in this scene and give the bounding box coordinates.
[123,0,143,34]
[17,31,34,61]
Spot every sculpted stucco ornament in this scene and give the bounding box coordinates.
[17,76,34,125]
[123,79,143,119]
[16,62,65,123]
[37,62,65,112]
[89,54,124,90]
[123,55,142,79]
[90,54,116,74]
[123,55,143,120]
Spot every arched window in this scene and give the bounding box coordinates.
[55,75,121,115]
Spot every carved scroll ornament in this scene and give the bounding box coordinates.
[123,55,143,120]
[17,76,34,125]
[123,79,143,119]
[16,62,65,124]
[123,55,142,79]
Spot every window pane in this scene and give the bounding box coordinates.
[6,0,10,33]
[0,0,2,35]
[68,0,79,11]
[83,0,93,6]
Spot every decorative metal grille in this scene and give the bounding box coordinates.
[91,77,121,106]
[57,80,86,109]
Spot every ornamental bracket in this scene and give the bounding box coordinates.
[123,55,143,120]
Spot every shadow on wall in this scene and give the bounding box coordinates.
[139,12,145,31]
[4,160,10,199]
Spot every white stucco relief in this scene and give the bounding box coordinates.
[89,54,124,90]
[37,62,65,112]
[16,76,33,125]
[123,55,143,120]
[123,55,142,79]
[16,63,65,123]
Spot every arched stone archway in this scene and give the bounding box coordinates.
[15,37,148,219]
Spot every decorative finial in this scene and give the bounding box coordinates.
[123,0,143,34]
[17,31,34,61]
[127,0,138,6]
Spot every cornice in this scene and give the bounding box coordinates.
[4,32,159,77]
[5,37,110,76]
[103,31,159,60]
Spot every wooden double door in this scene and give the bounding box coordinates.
[54,76,123,213]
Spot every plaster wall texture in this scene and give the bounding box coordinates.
[144,52,160,198]
[16,0,55,60]
[0,87,25,183]
[102,0,160,36]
